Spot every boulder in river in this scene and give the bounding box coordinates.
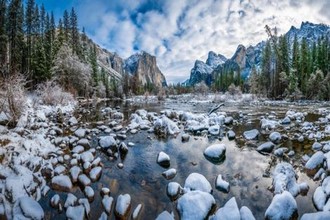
[265,191,297,220]
[184,173,212,193]
[115,194,131,219]
[51,175,73,192]
[204,144,226,164]
[243,129,259,140]
[157,151,170,168]
[257,142,275,154]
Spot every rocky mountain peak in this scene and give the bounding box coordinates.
[206,51,227,69]
[231,44,246,69]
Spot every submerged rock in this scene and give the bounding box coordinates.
[265,191,297,220]
[204,144,226,163]
[99,136,117,149]
[177,190,215,220]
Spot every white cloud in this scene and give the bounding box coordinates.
[76,0,330,84]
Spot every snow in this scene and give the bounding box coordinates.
[265,191,297,220]
[99,136,117,149]
[240,206,256,220]
[98,212,108,220]
[77,138,90,148]
[208,124,220,135]
[305,151,325,170]
[17,196,44,220]
[84,186,95,199]
[313,142,323,151]
[177,190,215,220]
[154,115,180,136]
[215,174,230,193]
[321,176,330,196]
[227,130,236,140]
[301,211,330,220]
[80,151,94,163]
[50,194,60,208]
[162,168,177,180]
[313,186,327,211]
[243,129,259,140]
[78,198,90,217]
[78,174,91,186]
[204,144,226,162]
[273,162,303,197]
[132,204,143,220]
[156,210,174,220]
[89,166,102,181]
[70,166,82,183]
[102,195,113,214]
[157,151,170,167]
[66,205,85,220]
[115,194,131,217]
[54,165,66,175]
[184,173,212,193]
[211,197,240,220]
[51,175,73,192]
[260,119,278,130]
[74,128,86,138]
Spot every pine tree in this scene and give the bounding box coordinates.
[89,45,98,86]
[32,4,40,35]
[25,0,35,73]
[70,7,79,55]
[261,41,272,96]
[7,0,24,74]
[0,0,7,74]
[299,37,308,94]
[63,9,69,42]
[39,3,45,36]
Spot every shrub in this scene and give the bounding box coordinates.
[36,80,75,105]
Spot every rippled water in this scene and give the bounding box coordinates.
[40,98,330,219]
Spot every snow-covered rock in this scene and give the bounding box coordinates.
[50,194,60,208]
[177,190,215,220]
[281,117,291,125]
[99,136,117,149]
[305,151,325,170]
[272,162,303,197]
[260,119,278,130]
[80,151,94,163]
[155,211,174,220]
[211,197,240,220]
[313,186,327,211]
[70,166,81,183]
[132,204,143,220]
[84,186,95,200]
[184,173,212,193]
[66,205,85,220]
[157,151,170,167]
[167,182,182,200]
[269,132,282,144]
[301,211,330,220]
[313,142,323,151]
[64,193,77,208]
[227,130,236,140]
[51,175,73,192]
[102,195,114,214]
[115,194,131,218]
[16,196,44,220]
[243,129,259,140]
[204,144,226,163]
[162,168,177,180]
[208,124,220,135]
[265,191,297,220]
[257,142,275,154]
[74,128,86,138]
[78,174,91,186]
[89,166,102,181]
[240,206,256,220]
[321,176,330,196]
[215,174,230,193]
[154,115,180,136]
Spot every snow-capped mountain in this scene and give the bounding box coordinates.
[186,21,330,86]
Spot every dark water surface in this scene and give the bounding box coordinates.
[40,98,330,219]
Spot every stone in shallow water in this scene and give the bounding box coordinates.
[265,191,297,220]
[203,144,226,163]
[84,186,94,201]
[64,193,77,208]
[102,195,113,214]
[227,130,236,140]
[257,142,275,154]
[313,186,326,211]
[215,174,230,193]
[167,182,182,200]
[301,211,330,220]
[70,166,81,183]
[89,166,102,181]
[269,131,282,144]
[208,124,220,135]
[243,129,259,140]
[211,197,240,220]
[162,168,177,180]
[132,204,143,220]
[74,128,86,138]
[51,175,73,192]
[177,190,215,220]
[115,194,131,218]
[181,134,190,142]
[50,194,60,208]
[66,205,85,220]
[281,117,291,125]
[99,136,117,149]
[156,210,174,220]
[157,151,170,167]
[17,196,44,220]
[305,151,325,170]
[239,206,255,220]
[184,173,212,193]
[78,174,91,187]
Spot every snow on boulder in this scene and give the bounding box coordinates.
[313,186,327,211]
[68,116,78,126]
[70,166,82,183]
[132,204,143,220]
[272,162,302,197]
[265,191,297,220]
[78,174,91,187]
[89,166,102,181]
[102,195,114,214]
[154,115,180,136]
[281,117,291,125]
[257,142,275,154]
[64,193,77,208]
[204,144,226,163]
[157,151,170,167]
[243,129,259,140]
[215,174,230,193]
[321,176,330,196]
[210,197,240,220]
[50,194,60,208]
[51,175,73,192]
[208,124,220,136]
[313,142,323,151]
[162,168,177,180]
[325,125,330,134]
[269,132,282,144]
[99,136,117,149]
[155,211,174,220]
[74,128,86,138]
[240,206,256,220]
[17,196,44,220]
[305,151,325,170]
[167,182,182,200]
[260,119,278,130]
[301,211,330,220]
[227,130,236,140]
[177,190,215,220]
[184,173,212,193]
[115,194,131,218]
[77,139,90,149]
[80,151,94,163]
[66,205,85,220]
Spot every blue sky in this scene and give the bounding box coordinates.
[34,0,330,84]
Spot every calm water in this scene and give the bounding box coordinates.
[40,98,330,219]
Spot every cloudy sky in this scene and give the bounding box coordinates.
[37,0,330,84]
